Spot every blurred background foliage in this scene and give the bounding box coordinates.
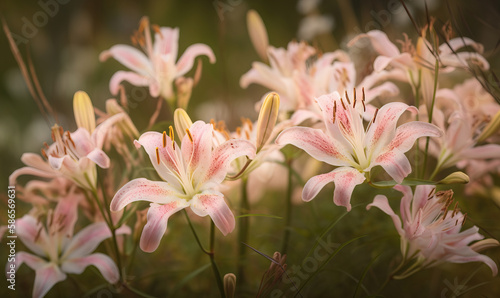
[1,0,500,297]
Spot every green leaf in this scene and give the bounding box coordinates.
[235,213,283,219]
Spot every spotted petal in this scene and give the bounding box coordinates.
[302,167,365,211]
[190,190,235,235]
[110,178,180,212]
[140,200,189,252]
[276,126,352,167]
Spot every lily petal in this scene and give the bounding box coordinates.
[17,215,49,257]
[367,195,404,236]
[154,27,179,58]
[373,150,412,183]
[109,71,150,95]
[365,102,416,157]
[276,126,352,167]
[62,222,112,260]
[190,190,235,235]
[14,252,47,272]
[302,167,365,211]
[62,253,119,283]
[110,178,180,212]
[176,44,216,77]
[33,263,66,298]
[140,200,189,252]
[86,148,110,168]
[102,45,152,76]
[205,139,256,185]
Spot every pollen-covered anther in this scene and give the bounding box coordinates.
[169,125,175,142]
[66,131,75,148]
[152,24,161,35]
[162,131,167,148]
[345,90,351,105]
[361,87,366,112]
[428,187,436,199]
[340,98,347,110]
[372,108,379,123]
[332,101,337,124]
[186,129,194,143]
[41,148,48,159]
[155,147,160,164]
[461,213,467,226]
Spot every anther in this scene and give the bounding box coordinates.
[155,147,160,164]
[245,130,250,140]
[462,213,467,226]
[162,131,167,148]
[345,91,351,105]
[428,187,436,198]
[332,101,337,124]
[169,126,174,142]
[41,148,48,159]
[372,108,379,123]
[186,129,194,143]
[340,98,346,110]
[66,131,75,148]
[236,127,242,136]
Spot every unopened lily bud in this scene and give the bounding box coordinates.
[223,273,236,298]
[174,108,193,140]
[106,99,140,138]
[477,110,500,143]
[256,92,280,152]
[247,10,269,63]
[470,239,500,252]
[73,91,96,133]
[175,77,194,110]
[438,171,470,185]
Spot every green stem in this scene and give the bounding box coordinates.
[209,221,226,298]
[96,175,125,283]
[281,158,293,254]
[183,210,210,255]
[237,177,249,284]
[422,59,440,178]
[411,70,422,178]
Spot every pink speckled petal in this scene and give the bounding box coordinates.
[204,138,256,185]
[303,167,365,211]
[110,178,180,212]
[190,190,235,236]
[276,126,352,167]
[140,200,189,252]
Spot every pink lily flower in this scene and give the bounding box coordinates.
[110,121,256,252]
[367,185,498,276]
[276,91,442,210]
[423,88,500,173]
[14,198,126,298]
[100,17,215,101]
[10,92,127,190]
[349,29,489,112]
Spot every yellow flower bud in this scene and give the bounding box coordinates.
[174,108,193,141]
[73,91,96,133]
[255,92,280,152]
[438,171,470,185]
